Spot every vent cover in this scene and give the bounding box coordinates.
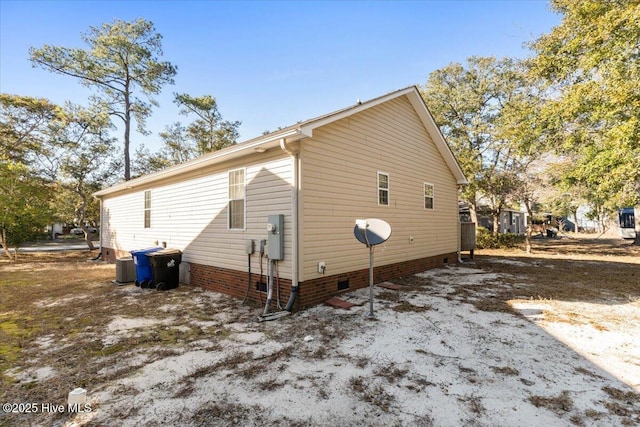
[337,279,350,291]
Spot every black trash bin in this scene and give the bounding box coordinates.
[146,249,182,291]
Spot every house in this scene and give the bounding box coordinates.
[477,208,527,236]
[94,86,467,309]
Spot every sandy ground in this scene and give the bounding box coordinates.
[3,250,639,426]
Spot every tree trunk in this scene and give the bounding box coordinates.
[492,213,500,237]
[84,230,95,250]
[124,81,132,181]
[469,202,478,226]
[572,207,579,234]
[1,228,14,260]
[74,192,95,251]
[524,203,534,254]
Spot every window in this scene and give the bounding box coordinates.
[378,172,389,206]
[228,168,245,229]
[144,190,151,228]
[424,183,434,209]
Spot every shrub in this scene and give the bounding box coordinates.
[476,226,524,249]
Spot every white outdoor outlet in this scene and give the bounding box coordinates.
[318,261,326,274]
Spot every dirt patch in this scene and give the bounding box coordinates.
[1,236,639,426]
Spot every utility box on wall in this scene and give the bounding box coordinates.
[267,214,284,260]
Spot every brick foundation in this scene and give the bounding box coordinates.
[101,247,130,262]
[190,252,457,310]
[296,252,457,308]
[190,262,293,307]
[103,247,456,310]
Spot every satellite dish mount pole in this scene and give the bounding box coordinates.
[355,219,391,320]
[367,239,375,319]
[359,222,375,319]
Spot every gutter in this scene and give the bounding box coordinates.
[94,128,305,198]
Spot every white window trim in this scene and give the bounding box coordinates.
[377,171,389,206]
[144,189,151,228]
[228,167,246,230]
[424,182,434,210]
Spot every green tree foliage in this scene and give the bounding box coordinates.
[0,94,64,259]
[55,104,117,249]
[0,94,64,172]
[132,142,173,177]
[133,95,241,175]
[157,122,193,164]
[421,56,532,235]
[0,162,54,259]
[174,93,241,155]
[29,18,177,181]
[529,0,640,241]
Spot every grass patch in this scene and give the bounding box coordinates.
[472,297,517,313]
[0,250,258,424]
[257,379,286,391]
[392,300,430,313]
[477,238,640,304]
[374,362,409,383]
[602,386,640,403]
[191,401,263,426]
[348,375,396,413]
[492,366,520,376]
[462,394,485,415]
[574,366,605,380]
[528,390,574,414]
[377,291,401,302]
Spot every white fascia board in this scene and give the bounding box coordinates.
[94,128,303,198]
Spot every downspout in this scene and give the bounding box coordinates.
[457,186,462,264]
[280,138,300,311]
[99,198,103,254]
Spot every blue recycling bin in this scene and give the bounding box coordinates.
[130,247,163,286]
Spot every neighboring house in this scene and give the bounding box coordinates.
[94,86,467,309]
[45,223,64,239]
[478,208,527,236]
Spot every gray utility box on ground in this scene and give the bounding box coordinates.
[115,257,135,283]
[267,214,284,260]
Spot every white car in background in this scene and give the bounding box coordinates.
[70,227,98,235]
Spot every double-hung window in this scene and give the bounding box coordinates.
[424,183,434,209]
[378,172,389,206]
[228,168,246,229]
[144,190,151,228]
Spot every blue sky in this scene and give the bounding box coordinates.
[0,0,561,151]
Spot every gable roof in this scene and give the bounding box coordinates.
[94,85,467,197]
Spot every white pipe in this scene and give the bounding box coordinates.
[263,259,274,316]
[280,138,300,310]
[457,198,462,263]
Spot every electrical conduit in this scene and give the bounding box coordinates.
[280,138,300,311]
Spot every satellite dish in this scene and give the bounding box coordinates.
[354,218,392,246]
[353,218,392,319]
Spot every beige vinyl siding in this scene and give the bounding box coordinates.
[300,95,458,280]
[102,151,293,276]
[102,192,151,252]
